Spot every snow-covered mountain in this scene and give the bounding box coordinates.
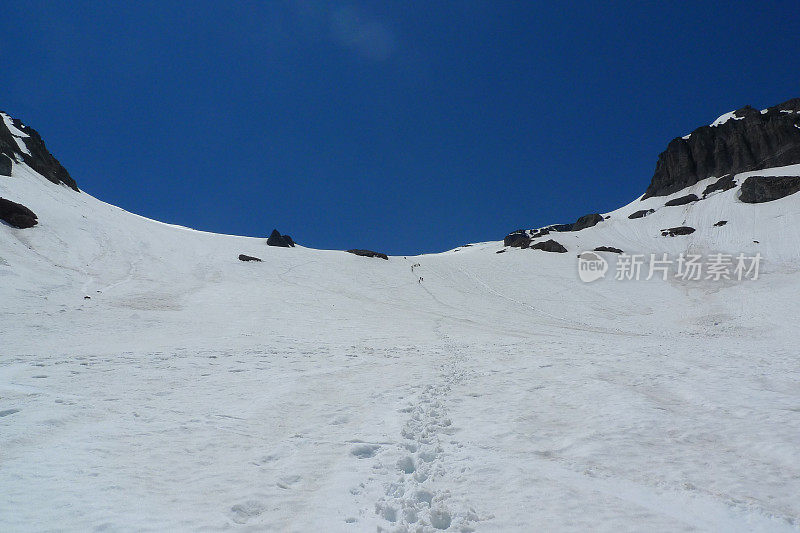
[1,102,799,532]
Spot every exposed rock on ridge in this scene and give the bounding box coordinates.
[642,98,800,199]
[504,231,531,248]
[0,111,78,190]
[573,213,604,231]
[267,229,295,247]
[347,249,389,260]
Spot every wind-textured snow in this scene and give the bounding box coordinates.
[1,161,800,532]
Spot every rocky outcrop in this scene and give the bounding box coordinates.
[504,231,531,248]
[665,194,699,207]
[628,209,654,219]
[504,213,604,246]
[267,229,295,247]
[594,246,623,254]
[661,226,695,237]
[238,254,262,262]
[530,225,568,238]
[573,213,603,231]
[739,175,800,203]
[543,223,574,234]
[347,249,389,260]
[531,239,567,253]
[643,98,800,199]
[702,174,737,197]
[0,197,38,228]
[0,111,78,190]
[0,154,11,177]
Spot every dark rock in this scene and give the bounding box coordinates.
[529,223,575,238]
[238,254,262,262]
[713,220,728,227]
[661,226,696,237]
[530,239,567,253]
[0,197,38,228]
[546,223,574,233]
[628,209,655,219]
[739,175,800,203]
[504,221,586,248]
[0,154,11,177]
[664,194,699,207]
[643,98,800,199]
[347,249,389,260]
[503,231,531,248]
[573,213,604,231]
[0,111,78,190]
[267,229,295,247]
[495,249,506,254]
[702,174,737,196]
[594,246,623,254]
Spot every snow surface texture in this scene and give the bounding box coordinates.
[1,160,800,532]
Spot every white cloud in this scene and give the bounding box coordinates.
[285,1,396,61]
[329,5,396,61]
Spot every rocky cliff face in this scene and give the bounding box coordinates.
[642,98,800,199]
[0,111,78,191]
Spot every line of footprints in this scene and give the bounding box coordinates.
[351,367,487,531]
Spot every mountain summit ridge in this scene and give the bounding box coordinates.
[643,98,800,199]
[0,111,78,191]
[3,100,800,260]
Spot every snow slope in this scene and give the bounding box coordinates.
[1,160,800,532]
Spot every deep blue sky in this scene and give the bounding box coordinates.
[3,2,799,254]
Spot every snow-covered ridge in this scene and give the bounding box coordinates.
[2,112,800,532]
[1,112,31,138]
[0,109,78,190]
[709,109,745,127]
[682,108,745,138]
[517,171,800,269]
